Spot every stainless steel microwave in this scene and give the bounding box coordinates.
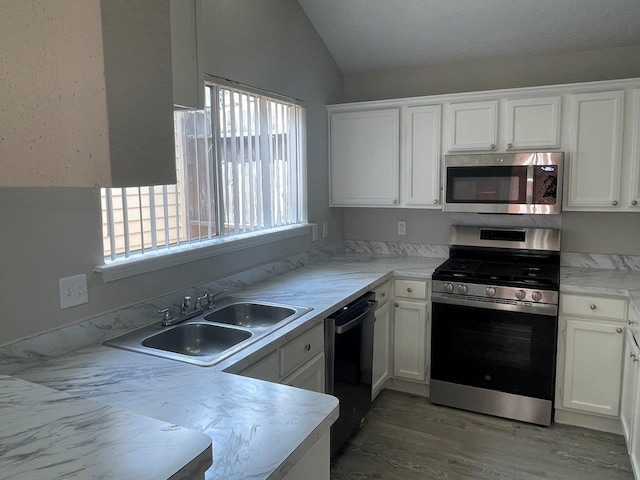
[443,152,564,214]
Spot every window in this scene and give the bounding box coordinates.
[100,82,307,265]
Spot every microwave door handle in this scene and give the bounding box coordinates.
[526,166,534,204]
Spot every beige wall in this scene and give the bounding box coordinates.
[0,0,343,345]
[341,45,640,254]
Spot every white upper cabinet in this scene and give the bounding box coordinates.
[0,0,176,187]
[504,96,561,149]
[170,0,204,109]
[447,101,498,151]
[329,109,400,206]
[328,78,640,212]
[403,105,442,207]
[565,90,625,209]
[628,90,640,209]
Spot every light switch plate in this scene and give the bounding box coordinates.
[59,274,88,309]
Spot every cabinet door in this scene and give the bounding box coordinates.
[240,350,280,383]
[447,101,498,151]
[563,319,624,416]
[566,90,625,209]
[504,97,561,149]
[629,90,640,209]
[393,300,427,382]
[403,105,442,207]
[282,352,325,394]
[329,109,400,206]
[621,329,639,448]
[372,301,392,399]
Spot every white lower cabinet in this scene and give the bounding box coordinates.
[621,328,640,478]
[239,323,325,394]
[622,329,640,445]
[393,300,428,382]
[557,293,628,423]
[562,319,624,415]
[392,279,430,384]
[372,300,391,399]
[282,431,330,480]
[282,352,325,393]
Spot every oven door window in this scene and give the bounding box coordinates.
[431,302,557,400]
[446,166,527,204]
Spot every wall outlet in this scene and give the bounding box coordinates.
[397,221,407,236]
[311,224,318,241]
[322,222,328,238]
[59,274,88,309]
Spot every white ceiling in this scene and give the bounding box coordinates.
[297,0,640,74]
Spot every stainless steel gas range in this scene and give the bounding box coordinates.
[430,225,561,426]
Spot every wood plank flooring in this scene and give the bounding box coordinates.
[330,390,633,480]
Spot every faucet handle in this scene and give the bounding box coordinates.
[207,289,228,309]
[181,296,192,314]
[195,294,208,310]
[158,308,172,322]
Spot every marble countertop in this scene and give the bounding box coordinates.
[8,251,640,480]
[9,254,442,480]
[0,375,212,480]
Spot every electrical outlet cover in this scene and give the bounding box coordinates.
[59,274,88,309]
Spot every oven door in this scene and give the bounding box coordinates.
[431,299,557,401]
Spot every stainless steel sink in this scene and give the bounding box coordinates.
[204,303,296,328]
[142,323,252,357]
[103,297,312,366]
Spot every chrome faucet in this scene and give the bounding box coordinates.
[180,296,192,315]
[207,289,228,309]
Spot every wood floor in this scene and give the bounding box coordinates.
[330,390,634,480]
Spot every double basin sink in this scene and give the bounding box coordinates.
[104,297,312,366]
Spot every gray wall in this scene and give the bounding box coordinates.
[341,45,640,255]
[0,0,343,345]
[344,45,640,102]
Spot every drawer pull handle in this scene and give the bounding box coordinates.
[407,287,413,293]
[380,292,386,297]
[395,303,400,308]
[616,328,623,334]
[590,304,597,310]
[305,343,311,352]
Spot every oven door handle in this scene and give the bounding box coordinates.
[335,300,378,334]
[432,293,558,316]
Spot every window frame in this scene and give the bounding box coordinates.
[95,80,309,282]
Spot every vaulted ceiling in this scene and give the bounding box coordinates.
[297,0,640,74]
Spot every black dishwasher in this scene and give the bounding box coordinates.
[325,291,377,456]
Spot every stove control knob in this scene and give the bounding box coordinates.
[486,287,496,297]
[531,291,543,302]
[443,283,454,293]
[515,289,526,300]
[457,284,468,294]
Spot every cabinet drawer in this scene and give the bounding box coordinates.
[280,323,324,378]
[560,293,627,321]
[240,350,279,383]
[394,279,427,300]
[373,281,391,305]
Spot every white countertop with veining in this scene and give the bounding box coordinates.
[8,251,640,480]
[0,375,212,480]
[561,266,640,324]
[9,253,443,480]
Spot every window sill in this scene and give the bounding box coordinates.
[94,224,313,282]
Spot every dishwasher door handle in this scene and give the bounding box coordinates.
[335,300,378,334]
